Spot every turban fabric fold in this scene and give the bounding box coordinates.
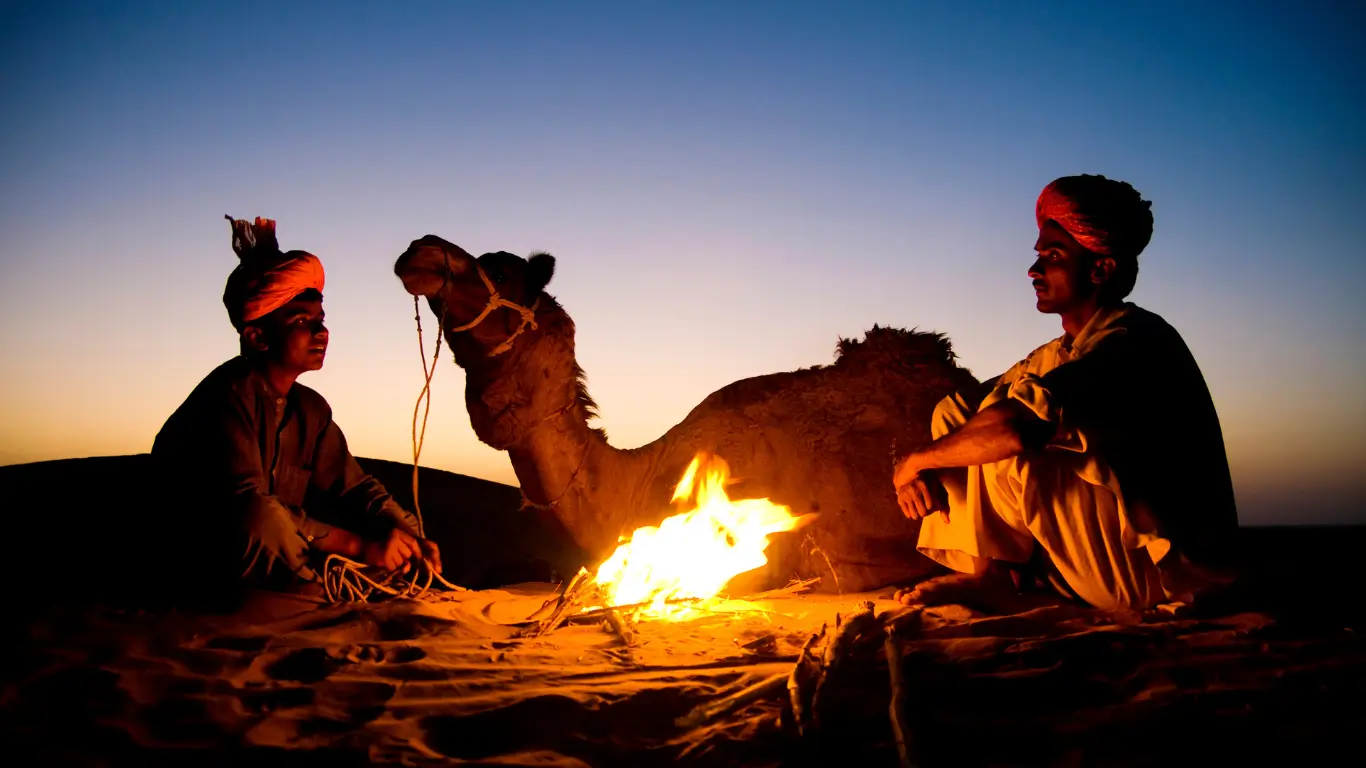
[1035,175,1153,258]
[222,216,326,331]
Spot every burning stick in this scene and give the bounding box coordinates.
[785,625,826,736]
[568,596,703,623]
[674,671,790,730]
[811,600,879,729]
[885,626,916,768]
[604,607,635,646]
[523,567,593,637]
[740,576,822,601]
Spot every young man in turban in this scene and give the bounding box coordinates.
[152,216,441,594]
[893,175,1238,612]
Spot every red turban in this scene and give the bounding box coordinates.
[222,216,326,331]
[1035,175,1153,258]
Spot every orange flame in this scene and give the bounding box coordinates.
[590,453,810,619]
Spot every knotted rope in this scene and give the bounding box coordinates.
[447,264,540,357]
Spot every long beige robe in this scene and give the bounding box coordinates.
[917,303,1238,610]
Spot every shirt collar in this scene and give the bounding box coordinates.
[1069,302,1135,358]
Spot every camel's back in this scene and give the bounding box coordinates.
[645,327,978,592]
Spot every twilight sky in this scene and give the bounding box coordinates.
[2,1,1362,525]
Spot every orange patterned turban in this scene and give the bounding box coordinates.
[1035,175,1154,258]
[222,216,326,331]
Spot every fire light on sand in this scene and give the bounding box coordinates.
[588,452,812,619]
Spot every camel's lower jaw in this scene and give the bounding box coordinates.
[397,271,446,297]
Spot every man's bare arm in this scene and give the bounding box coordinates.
[896,400,1047,481]
[893,399,1049,520]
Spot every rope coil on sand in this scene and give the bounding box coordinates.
[322,553,467,603]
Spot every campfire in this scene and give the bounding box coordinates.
[513,453,909,747]
[590,452,813,619]
[524,452,820,638]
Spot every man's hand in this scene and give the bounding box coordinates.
[362,527,422,571]
[418,538,442,574]
[895,468,948,521]
[893,453,923,490]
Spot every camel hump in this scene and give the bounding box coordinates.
[833,325,958,370]
[677,326,968,423]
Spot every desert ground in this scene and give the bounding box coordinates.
[4,456,1364,766]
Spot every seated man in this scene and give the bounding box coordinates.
[893,175,1238,611]
[152,216,441,594]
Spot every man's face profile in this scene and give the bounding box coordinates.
[1030,220,1098,315]
[242,293,329,374]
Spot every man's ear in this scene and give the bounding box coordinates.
[241,325,271,354]
[1091,256,1117,287]
[526,252,556,298]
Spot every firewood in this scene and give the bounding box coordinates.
[741,576,822,601]
[785,624,826,736]
[811,600,879,729]
[605,607,635,646]
[674,671,789,730]
[523,567,592,637]
[885,626,916,768]
[567,596,702,623]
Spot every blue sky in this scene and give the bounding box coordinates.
[2,0,1363,525]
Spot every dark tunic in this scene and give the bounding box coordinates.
[152,356,416,578]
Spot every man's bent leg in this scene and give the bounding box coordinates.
[986,453,1164,611]
[917,391,1034,575]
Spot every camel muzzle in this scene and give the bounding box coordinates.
[394,247,468,297]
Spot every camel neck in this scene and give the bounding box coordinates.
[459,300,651,557]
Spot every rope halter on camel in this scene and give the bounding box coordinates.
[445,263,541,357]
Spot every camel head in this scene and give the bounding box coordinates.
[394,235,556,360]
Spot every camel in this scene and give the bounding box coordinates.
[393,236,982,592]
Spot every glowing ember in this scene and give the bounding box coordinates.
[589,452,810,619]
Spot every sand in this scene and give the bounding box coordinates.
[7,583,1366,767]
[4,457,1365,766]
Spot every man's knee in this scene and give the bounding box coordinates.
[931,392,974,439]
[931,377,996,439]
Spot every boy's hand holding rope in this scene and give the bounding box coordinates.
[322,552,465,603]
[319,295,466,603]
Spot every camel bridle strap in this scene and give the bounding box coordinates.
[447,264,541,357]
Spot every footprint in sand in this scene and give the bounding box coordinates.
[264,648,335,684]
[265,644,427,683]
[239,685,317,713]
[339,644,426,664]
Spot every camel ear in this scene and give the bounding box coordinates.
[526,252,555,297]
